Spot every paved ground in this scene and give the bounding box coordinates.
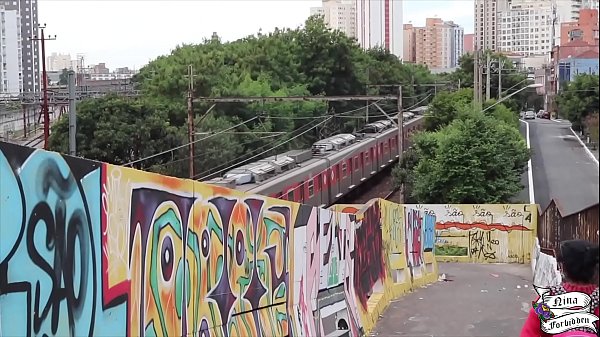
[370,263,536,337]
[527,118,599,214]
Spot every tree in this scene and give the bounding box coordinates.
[48,95,186,171]
[55,16,442,178]
[406,110,529,204]
[483,100,520,128]
[58,68,69,85]
[424,88,474,131]
[556,74,599,131]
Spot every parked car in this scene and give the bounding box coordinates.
[537,110,549,119]
[524,111,536,120]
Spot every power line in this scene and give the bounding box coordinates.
[124,116,259,167]
[192,118,324,179]
[195,116,333,181]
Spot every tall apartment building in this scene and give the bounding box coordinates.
[47,52,83,71]
[403,23,416,62]
[1,4,22,94]
[1,0,39,94]
[475,0,598,53]
[310,0,356,38]
[356,0,404,58]
[404,18,464,70]
[497,1,555,56]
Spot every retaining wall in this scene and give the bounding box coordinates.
[0,142,537,337]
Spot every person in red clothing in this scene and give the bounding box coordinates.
[521,239,599,337]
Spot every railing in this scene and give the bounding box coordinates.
[537,199,600,252]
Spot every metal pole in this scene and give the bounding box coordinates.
[187,65,195,178]
[473,49,480,110]
[397,85,404,204]
[41,28,49,149]
[486,53,491,101]
[498,60,503,99]
[68,70,76,156]
[22,105,27,139]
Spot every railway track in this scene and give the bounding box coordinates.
[23,134,43,148]
[337,167,401,205]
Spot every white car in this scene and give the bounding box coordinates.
[524,111,536,120]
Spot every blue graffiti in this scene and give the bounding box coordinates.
[0,146,125,337]
[423,213,436,252]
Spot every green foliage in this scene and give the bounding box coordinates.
[435,244,468,256]
[404,109,529,204]
[443,51,535,112]
[585,113,599,144]
[556,74,599,130]
[484,100,520,128]
[391,147,421,203]
[50,16,443,178]
[48,95,184,170]
[424,88,474,131]
[58,68,69,85]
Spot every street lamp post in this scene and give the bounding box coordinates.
[482,83,543,114]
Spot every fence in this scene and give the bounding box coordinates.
[537,199,600,252]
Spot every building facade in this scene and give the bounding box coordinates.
[356,0,403,58]
[497,1,554,56]
[1,0,39,94]
[464,33,475,53]
[310,0,356,38]
[560,8,599,45]
[1,5,22,94]
[405,18,464,70]
[558,50,599,82]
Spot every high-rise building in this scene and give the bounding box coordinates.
[310,0,356,38]
[407,18,464,70]
[497,1,555,56]
[1,4,22,94]
[464,33,475,54]
[403,23,416,62]
[356,0,404,59]
[476,0,599,53]
[47,52,75,71]
[1,0,39,94]
[474,0,509,51]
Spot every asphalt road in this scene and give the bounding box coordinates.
[370,263,535,337]
[527,118,599,214]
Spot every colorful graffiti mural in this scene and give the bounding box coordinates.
[0,142,535,337]
[415,204,537,263]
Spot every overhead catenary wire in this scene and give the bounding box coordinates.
[192,117,324,179]
[195,116,333,181]
[124,115,259,167]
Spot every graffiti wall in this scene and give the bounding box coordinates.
[410,204,537,263]
[0,142,535,337]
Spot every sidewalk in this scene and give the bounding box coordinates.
[370,263,535,337]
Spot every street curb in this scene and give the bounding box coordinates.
[569,127,599,167]
[519,119,536,205]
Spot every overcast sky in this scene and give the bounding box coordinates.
[39,0,475,70]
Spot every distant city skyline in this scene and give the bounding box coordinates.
[38,0,475,70]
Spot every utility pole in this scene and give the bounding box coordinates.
[187,65,195,178]
[30,24,56,150]
[22,105,27,139]
[473,49,480,110]
[498,60,504,99]
[68,70,76,156]
[397,85,405,204]
[486,53,491,101]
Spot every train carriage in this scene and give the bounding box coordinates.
[205,108,427,207]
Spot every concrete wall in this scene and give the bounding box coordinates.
[0,142,439,337]
[417,204,538,263]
